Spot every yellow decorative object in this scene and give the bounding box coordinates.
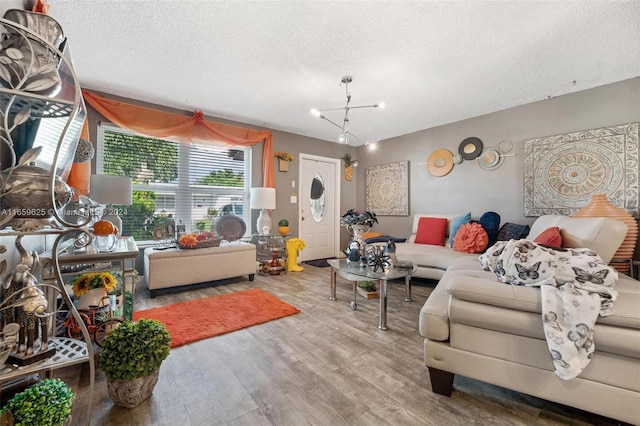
[70,271,118,297]
[340,153,358,181]
[278,226,290,236]
[286,238,306,272]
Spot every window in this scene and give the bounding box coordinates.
[97,124,252,242]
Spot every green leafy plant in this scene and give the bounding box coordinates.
[357,281,377,292]
[278,218,289,227]
[0,378,73,426]
[340,153,356,166]
[99,319,171,381]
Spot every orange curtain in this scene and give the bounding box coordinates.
[82,90,274,188]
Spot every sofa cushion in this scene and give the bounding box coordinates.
[415,217,447,245]
[533,226,562,247]
[396,242,472,271]
[497,222,531,241]
[449,212,471,247]
[452,223,488,253]
[528,215,627,264]
[478,211,501,247]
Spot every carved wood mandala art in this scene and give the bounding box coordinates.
[523,123,639,217]
[366,161,409,216]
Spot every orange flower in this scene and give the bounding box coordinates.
[452,223,489,254]
[178,234,198,248]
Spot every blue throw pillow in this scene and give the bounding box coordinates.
[478,211,501,248]
[449,212,471,248]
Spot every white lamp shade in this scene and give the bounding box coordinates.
[250,187,276,210]
[90,175,133,205]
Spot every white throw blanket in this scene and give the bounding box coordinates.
[479,239,618,380]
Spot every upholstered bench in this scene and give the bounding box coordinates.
[144,242,256,297]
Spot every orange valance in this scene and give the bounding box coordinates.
[82,90,274,187]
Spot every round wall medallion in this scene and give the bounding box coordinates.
[458,137,483,160]
[452,154,463,164]
[477,147,504,171]
[427,149,454,177]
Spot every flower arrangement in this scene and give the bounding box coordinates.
[274,151,294,161]
[71,271,118,297]
[178,231,220,249]
[341,209,378,227]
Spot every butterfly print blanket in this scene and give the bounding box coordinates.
[479,239,618,380]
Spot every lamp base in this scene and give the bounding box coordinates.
[256,209,272,235]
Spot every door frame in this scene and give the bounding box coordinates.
[298,153,342,260]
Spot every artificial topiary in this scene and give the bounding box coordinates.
[99,318,171,381]
[278,218,289,227]
[0,378,74,426]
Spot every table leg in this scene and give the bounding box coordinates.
[378,279,388,330]
[329,268,337,300]
[404,275,413,302]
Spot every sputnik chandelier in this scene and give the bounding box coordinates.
[310,76,384,145]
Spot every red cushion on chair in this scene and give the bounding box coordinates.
[534,226,563,248]
[415,217,448,246]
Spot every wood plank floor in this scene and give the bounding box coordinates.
[56,264,629,426]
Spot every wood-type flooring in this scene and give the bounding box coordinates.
[56,264,629,426]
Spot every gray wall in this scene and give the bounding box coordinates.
[354,77,640,244]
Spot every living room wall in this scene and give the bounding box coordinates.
[355,77,640,255]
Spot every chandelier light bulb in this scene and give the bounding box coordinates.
[338,133,345,142]
[377,103,386,109]
[310,108,321,117]
[368,143,377,151]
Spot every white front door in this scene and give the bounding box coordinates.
[298,154,340,261]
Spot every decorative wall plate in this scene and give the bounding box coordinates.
[427,149,454,177]
[458,137,483,160]
[214,215,247,240]
[476,147,504,171]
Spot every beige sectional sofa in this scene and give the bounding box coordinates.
[418,215,640,424]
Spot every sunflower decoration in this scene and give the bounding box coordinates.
[71,272,119,297]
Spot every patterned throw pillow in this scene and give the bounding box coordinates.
[497,222,531,241]
[452,222,489,253]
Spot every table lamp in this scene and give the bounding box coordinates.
[250,187,276,234]
[90,174,133,234]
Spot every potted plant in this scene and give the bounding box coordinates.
[275,151,294,172]
[356,281,379,299]
[278,218,290,236]
[0,378,74,426]
[99,318,171,408]
[70,271,118,309]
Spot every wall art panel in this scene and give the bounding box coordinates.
[366,161,409,216]
[523,123,639,217]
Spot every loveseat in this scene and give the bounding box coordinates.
[418,214,640,424]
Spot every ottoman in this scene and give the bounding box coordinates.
[144,242,256,297]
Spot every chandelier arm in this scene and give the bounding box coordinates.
[319,115,346,131]
[348,104,380,110]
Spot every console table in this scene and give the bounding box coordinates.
[327,259,416,330]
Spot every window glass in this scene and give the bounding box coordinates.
[310,173,325,222]
[97,124,251,242]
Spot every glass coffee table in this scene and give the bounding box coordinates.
[327,259,417,330]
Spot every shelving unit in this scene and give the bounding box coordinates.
[0,15,95,421]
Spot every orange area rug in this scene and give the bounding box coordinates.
[133,289,300,348]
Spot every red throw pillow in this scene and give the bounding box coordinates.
[415,217,448,246]
[452,223,489,253]
[534,226,563,248]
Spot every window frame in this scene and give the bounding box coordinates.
[96,123,252,244]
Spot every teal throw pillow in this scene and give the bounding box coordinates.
[450,212,471,248]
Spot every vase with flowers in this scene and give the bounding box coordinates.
[275,151,294,172]
[341,209,378,252]
[70,271,119,309]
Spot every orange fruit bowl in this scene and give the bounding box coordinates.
[93,220,116,236]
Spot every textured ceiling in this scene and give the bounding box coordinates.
[45,0,640,146]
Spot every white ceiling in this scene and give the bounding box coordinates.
[43,0,640,146]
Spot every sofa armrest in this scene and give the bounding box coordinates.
[419,281,451,341]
